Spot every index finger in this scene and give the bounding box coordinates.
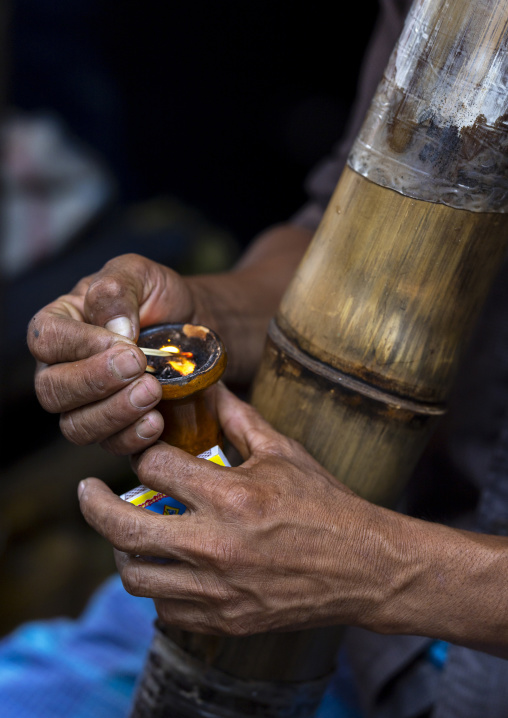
[28,298,137,365]
[131,442,227,509]
[83,254,194,340]
[78,477,192,560]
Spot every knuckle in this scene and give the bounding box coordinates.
[252,429,281,456]
[213,606,250,637]
[35,372,62,413]
[192,528,220,563]
[112,513,146,554]
[255,434,303,470]
[90,403,120,435]
[87,275,125,304]
[100,435,128,456]
[284,435,304,455]
[135,444,168,482]
[27,311,56,361]
[60,412,94,446]
[213,537,239,571]
[105,252,145,270]
[207,617,231,636]
[189,571,237,610]
[80,367,107,397]
[120,563,145,596]
[188,570,211,598]
[154,600,173,625]
[215,538,247,576]
[219,481,261,517]
[193,533,242,574]
[106,513,143,555]
[85,254,145,309]
[26,312,42,355]
[60,401,127,446]
[223,619,250,638]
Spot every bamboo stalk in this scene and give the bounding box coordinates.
[255,167,508,503]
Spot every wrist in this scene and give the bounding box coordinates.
[184,224,313,384]
[353,508,431,634]
[363,510,508,652]
[324,499,423,633]
[185,271,268,384]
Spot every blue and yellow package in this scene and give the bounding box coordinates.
[120,445,230,515]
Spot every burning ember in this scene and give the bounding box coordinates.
[159,345,196,377]
[138,323,226,389]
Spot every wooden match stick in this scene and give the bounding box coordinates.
[139,347,173,357]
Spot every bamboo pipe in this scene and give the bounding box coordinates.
[259,0,508,505]
[257,166,507,506]
[130,1,508,716]
[137,323,227,456]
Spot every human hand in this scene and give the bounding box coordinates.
[77,383,400,636]
[28,253,199,455]
[28,224,314,457]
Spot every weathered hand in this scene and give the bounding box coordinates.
[77,384,399,637]
[27,254,198,455]
[28,225,314,455]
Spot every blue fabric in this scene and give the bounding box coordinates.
[316,647,364,718]
[0,570,450,717]
[0,574,156,718]
[427,640,449,670]
[0,572,364,717]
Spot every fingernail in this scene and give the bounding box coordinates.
[112,348,143,380]
[106,316,135,339]
[78,480,87,499]
[136,414,160,439]
[130,379,159,409]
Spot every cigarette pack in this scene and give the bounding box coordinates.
[120,445,230,515]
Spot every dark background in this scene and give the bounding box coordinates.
[9,0,378,241]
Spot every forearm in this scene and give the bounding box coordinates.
[187,223,313,383]
[368,509,508,657]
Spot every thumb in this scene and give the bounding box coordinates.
[216,383,283,461]
[83,254,194,340]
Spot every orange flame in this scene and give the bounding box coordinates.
[160,344,196,376]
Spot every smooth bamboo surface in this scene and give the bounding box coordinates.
[278,166,508,404]
[252,322,441,506]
